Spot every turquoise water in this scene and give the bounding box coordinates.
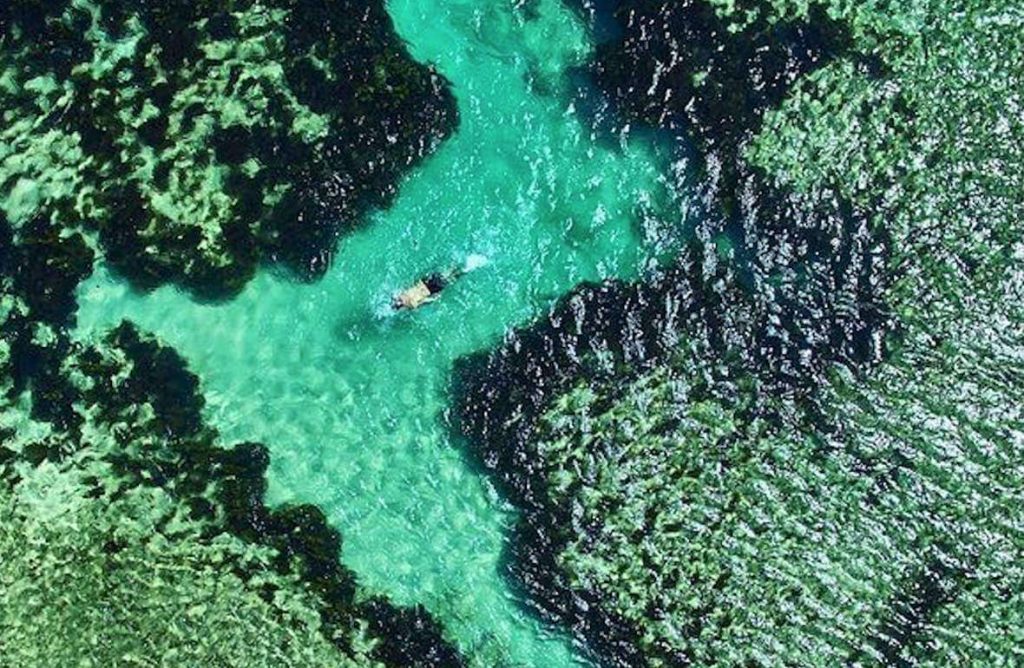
[77,0,679,664]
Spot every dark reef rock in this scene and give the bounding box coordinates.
[11,218,94,330]
[84,325,464,666]
[3,0,458,299]
[454,215,887,666]
[852,554,966,667]
[0,213,94,428]
[557,0,889,384]
[360,598,469,668]
[454,1,893,664]
[581,1,851,156]
[454,249,733,509]
[454,120,890,577]
[99,323,208,439]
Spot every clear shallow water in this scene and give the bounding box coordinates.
[77,0,680,664]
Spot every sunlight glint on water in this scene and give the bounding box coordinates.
[76,0,678,664]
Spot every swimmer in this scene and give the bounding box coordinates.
[391,255,489,312]
[392,270,457,311]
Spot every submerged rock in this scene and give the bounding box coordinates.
[456,0,1024,664]
[455,0,881,537]
[1,0,458,298]
[576,0,853,172]
[0,215,466,665]
[0,464,362,668]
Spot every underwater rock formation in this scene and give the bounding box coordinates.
[0,465,363,668]
[572,0,854,184]
[0,207,464,665]
[558,0,892,384]
[456,0,883,485]
[0,322,467,667]
[1,0,457,298]
[0,3,470,663]
[511,301,1024,666]
[456,0,1024,664]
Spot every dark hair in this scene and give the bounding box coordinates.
[424,273,447,294]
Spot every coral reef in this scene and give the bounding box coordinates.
[455,0,1024,664]
[1,0,457,298]
[522,287,1024,665]
[572,0,856,179]
[0,304,466,665]
[0,0,466,657]
[0,459,364,668]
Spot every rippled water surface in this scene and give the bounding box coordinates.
[77,0,680,663]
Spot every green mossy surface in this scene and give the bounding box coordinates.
[466,0,1024,664]
[535,302,1024,664]
[0,248,464,665]
[738,0,1024,334]
[0,0,456,298]
[0,2,464,661]
[0,458,365,668]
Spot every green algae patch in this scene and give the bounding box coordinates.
[454,0,1024,664]
[740,0,1024,333]
[0,199,466,665]
[0,461,365,668]
[568,0,855,182]
[0,0,456,298]
[529,298,1024,665]
[0,321,467,667]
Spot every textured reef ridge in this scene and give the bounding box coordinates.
[0,208,464,666]
[1,3,465,666]
[1,0,456,298]
[456,0,1024,665]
